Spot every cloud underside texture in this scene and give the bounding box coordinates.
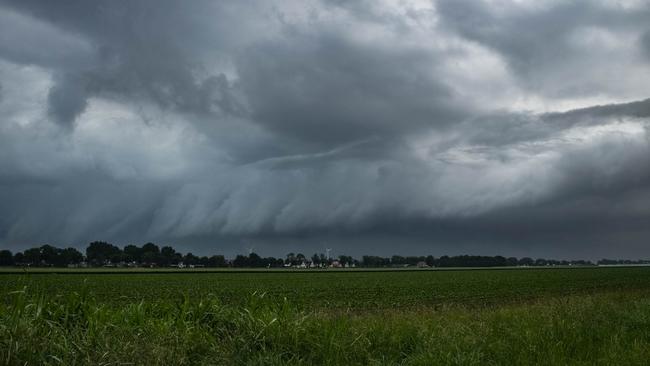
[0,0,649,257]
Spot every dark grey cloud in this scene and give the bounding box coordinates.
[435,0,650,110]
[237,31,469,146]
[437,0,650,92]
[545,98,650,121]
[0,0,253,126]
[0,0,649,259]
[641,30,650,59]
[47,73,88,128]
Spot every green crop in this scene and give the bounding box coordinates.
[2,267,650,309]
[2,267,650,365]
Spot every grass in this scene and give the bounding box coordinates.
[2,267,650,364]
[3,266,650,309]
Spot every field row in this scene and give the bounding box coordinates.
[2,267,650,309]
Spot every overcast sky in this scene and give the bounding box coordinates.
[1,0,649,259]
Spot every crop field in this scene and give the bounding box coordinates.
[2,267,650,365]
[2,267,650,309]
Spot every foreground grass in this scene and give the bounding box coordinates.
[2,288,650,365]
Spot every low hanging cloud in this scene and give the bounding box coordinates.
[0,0,649,259]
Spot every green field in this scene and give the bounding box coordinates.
[2,267,650,365]
[2,267,650,309]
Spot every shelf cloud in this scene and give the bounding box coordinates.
[1,0,649,258]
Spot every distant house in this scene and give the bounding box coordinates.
[417,261,430,268]
[330,260,341,268]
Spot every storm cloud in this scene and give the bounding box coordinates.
[1,0,649,259]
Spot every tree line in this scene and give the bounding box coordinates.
[0,242,226,268]
[0,241,642,268]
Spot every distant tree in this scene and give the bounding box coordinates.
[493,256,507,267]
[338,255,353,266]
[86,241,122,266]
[598,259,618,265]
[140,252,154,265]
[405,256,424,266]
[0,250,13,266]
[569,260,593,266]
[160,246,180,266]
[361,256,373,267]
[142,243,160,263]
[2,242,610,270]
[269,257,284,267]
[437,255,451,267]
[247,253,262,267]
[296,253,306,264]
[14,245,83,267]
[60,247,83,265]
[23,247,42,265]
[13,252,24,264]
[142,243,160,253]
[362,256,390,267]
[141,243,160,264]
[518,257,534,266]
[233,254,248,267]
[123,245,142,263]
[183,252,199,265]
[425,255,435,267]
[285,253,295,265]
[39,245,60,265]
[207,255,226,267]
